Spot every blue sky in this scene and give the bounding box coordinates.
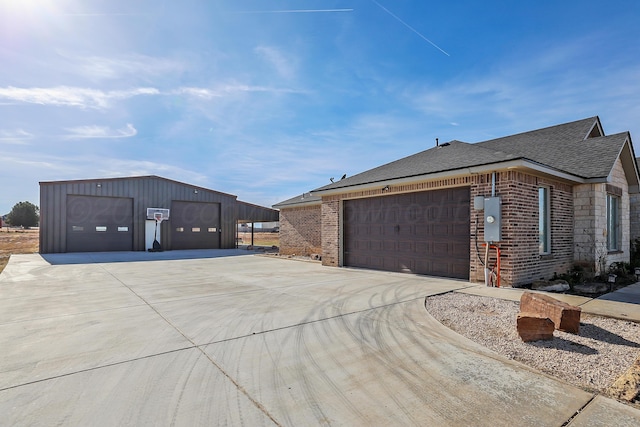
[1,0,639,215]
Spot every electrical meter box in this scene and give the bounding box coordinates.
[484,197,501,242]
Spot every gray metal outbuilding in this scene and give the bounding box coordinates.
[39,175,279,254]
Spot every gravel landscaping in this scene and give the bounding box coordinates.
[425,292,640,406]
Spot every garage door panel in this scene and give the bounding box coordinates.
[414,224,430,237]
[431,263,450,276]
[432,224,450,236]
[66,195,133,253]
[171,201,220,250]
[383,240,396,252]
[370,240,383,251]
[432,242,449,254]
[344,187,470,279]
[397,241,413,252]
[415,242,429,253]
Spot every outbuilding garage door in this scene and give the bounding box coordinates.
[344,188,470,279]
[171,201,221,250]
[66,195,133,252]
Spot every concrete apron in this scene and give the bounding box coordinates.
[0,253,638,426]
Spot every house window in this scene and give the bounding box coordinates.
[539,187,550,254]
[607,194,620,251]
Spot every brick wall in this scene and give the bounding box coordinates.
[607,158,630,266]
[573,158,630,272]
[278,205,322,256]
[283,162,635,285]
[321,199,340,266]
[470,172,573,286]
[573,183,598,265]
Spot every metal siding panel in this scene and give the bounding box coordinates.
[40,176,274,253]
[221,201,233,248]
[58,185,66,253]
[132,179,142,250]
[39,185,49,253]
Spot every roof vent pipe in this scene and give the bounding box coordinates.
[436,138,439,147]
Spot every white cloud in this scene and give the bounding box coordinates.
[0,155,70,173]
[0,129,33,144]
[63,123,137,139]
[0,84,305,110]
[174,87,221,100]
[90,159,209,185]
[69,54,186,82]
[174,84,306,99]
[0,86,159,109]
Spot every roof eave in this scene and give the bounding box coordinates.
[608,135,640,193]
[273,197,321,209]
[311,159,586,197]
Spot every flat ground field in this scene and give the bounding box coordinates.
[237,231,279,247]
[0,228,39,274]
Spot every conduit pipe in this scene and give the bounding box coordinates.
[485,171,497,285]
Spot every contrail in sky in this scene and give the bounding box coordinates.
[233,9,354,14]
[62,13,143,16]
[370,0,450,56]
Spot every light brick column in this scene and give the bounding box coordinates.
[321,199,340,266]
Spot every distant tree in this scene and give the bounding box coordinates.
[7,201,39,228]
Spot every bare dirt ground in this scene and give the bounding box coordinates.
[0,228,39,274]
[237,231,279,247]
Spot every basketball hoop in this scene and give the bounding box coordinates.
[154,212,163,223]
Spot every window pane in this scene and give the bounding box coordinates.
[539,188,549,254]
[607,195,619,250]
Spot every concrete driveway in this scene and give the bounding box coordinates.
[1,251,639,426]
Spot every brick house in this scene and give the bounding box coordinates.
[274,117,639,287]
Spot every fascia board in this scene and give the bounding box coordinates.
[273,198,321,209]
[311,159,585,197]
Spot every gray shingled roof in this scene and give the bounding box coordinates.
[272,192,320,209]
[312,141,519,192]
[312,116,628,193]
[485,132,628,179]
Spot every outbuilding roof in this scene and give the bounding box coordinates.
[272,192,321,209]
[310,116,638,195]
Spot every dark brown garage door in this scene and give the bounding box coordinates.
[344,187,470,279]
[171,201,221,250]
[66,195,133,252]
